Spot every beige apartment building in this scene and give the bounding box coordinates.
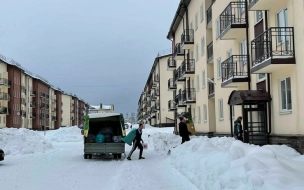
[166,0,304,153]
[61,92,72,127]
[137,52,175,127]
[0,60,9,128]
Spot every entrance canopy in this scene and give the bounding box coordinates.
[228,90,271,105]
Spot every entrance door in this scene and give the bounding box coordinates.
[243,107,268,145]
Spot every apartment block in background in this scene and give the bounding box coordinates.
[88,104,114,113]
[0,60,10,128]
[54,87,63,129]
[137,50,175,127]
[71,95,78,126]
[62,92,72,127]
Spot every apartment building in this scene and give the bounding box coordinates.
[61,92,72,127]
[0,60,10,128]
[88,104,115,113]
[137,52,175,127]
[78,99,85,126]
[54,87,63,129]
[71,95,78,126]
[166,0,304,153]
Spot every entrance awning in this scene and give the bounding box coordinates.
[228,90,271,105]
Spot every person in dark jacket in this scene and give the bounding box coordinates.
[234,116,243,142]
[127,123,145,160]
[179,117,191,144]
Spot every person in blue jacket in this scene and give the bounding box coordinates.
[127,123,145,160]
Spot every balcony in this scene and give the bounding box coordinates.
[40,92,45,98]
[155,88,160,96]
[146,90,151,97]
[168,100,177,111]
[251,27,295,74]
[182,88,196,104]
[221,55,249,87]
[181,29,194,50]
[40,114,45,119]
[21,86,26,94]
[155,101,160,110]
[174,67,186,83]
[52,99,56,104]
[147,100,151,107]
[174,43,185,60]
[30,112,36,118]
[52,116,56,121]
[219,2,246,39]
[249,0,277,11]
[208,78,215,98]
[167,57,176,70]
[40,103,46,109]
[30,101,36,108]
[21,111,26,118]
[207,41,214,63]
[0,107,9,115]
[0,78,11,88]
[206,4,213,28]
[175,90,186,108]
[168,78,176,91]
[0,92,10,100]
[52,107,56,112]
[151,93,156,101]
[30,90,36,97]
[154,74,159,82]
[21,98,26,106]
[45,94,49,99]
[181,59,195,77]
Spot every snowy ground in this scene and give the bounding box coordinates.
[1,125,304,190]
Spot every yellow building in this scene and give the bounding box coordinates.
[166,0,304,153]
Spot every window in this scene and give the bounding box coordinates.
[231,105,235,119]
[217,58,222,78]
[216,19,221,38]
[239,0,245,14]
[202,71,206,88]
[193,108,196,122]
[190,22,193,30]
[256,11,263,23]
[195,13,198,30]
[201,37,205,55]
[280,77,292,111]
[240,40,247,65]
[258,73,266,81]
[196,75,200,91]
[219,99,224,120]
[191,51,194,59]
[200,4,204,22]
[203,104,207,122]
[277,8,288,42]
[196,44,199,61]
[198,106,201,122]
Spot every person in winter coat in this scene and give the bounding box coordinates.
[234,116,243,142]
[179,116,191,144]
[127,123,145,160]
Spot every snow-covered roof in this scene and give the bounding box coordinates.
[88,113,120,118]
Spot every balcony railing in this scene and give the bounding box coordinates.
[168,100,176,110]
[155,100,160,110]
[30,90,36,96]
[21,86,26,94]
[21,111,26,117]
[174,43,185,57]
[181,29,194,47]
[182,88,196,103]
[0,92,10,100]
[206,4,213,27]
[221,55,248,82]
[0,107,9,114]
[30,112,36,118]
[40,103,46,109]
[207,41,213,63]
[167,57,176,68]
[45,94,49,99]
[52,99,56,104]
[0,78,11,87]
[154,74,159,82]
[181,59,195,76]
[21,98,26,106]
[208,78,215,98]
[52,116,57,121]
[146,90,151,97]
[168,78,176,89]
[219,2,246,35]
[251,27,295,67]
[30,101,36,108]
[40,92,45,98]
[155,88,160,96]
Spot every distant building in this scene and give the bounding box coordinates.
[89,104,114,114]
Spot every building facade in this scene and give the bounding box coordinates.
[137,52,175,127]
[164,0,304,153]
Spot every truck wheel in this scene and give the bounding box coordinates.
[113,154,117,159]
[84,154,88,159]
[117,154,122,159]
[89,154,92,159]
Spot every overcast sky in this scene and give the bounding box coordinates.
[0,0,178,115]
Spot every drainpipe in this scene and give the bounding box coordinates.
[265,10,272,138]
[245,0,251,90]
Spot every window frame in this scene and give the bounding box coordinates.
[195,13,198,30]
[198,106,201,123]
[201,37,205,55]
[217,57,222,79]
[200,4,204,22]
[196,44,199,61]
[202,70,206,88]
[219,99,224,120]
[203,104,207,122]
[279,77,292,112]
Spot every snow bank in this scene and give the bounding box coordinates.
[44,126,83,142]
[0,128,53,155]
[150,132,304,190]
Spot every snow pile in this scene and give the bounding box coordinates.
[44,126,83,142]
[0,128,53,155]
[157,135,304,190]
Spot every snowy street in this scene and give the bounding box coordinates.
[1,125,304,190]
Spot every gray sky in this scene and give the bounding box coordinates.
[0,0,178,115]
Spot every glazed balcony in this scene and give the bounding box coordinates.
[174,43,185,60]
[174,67,186,83]
[219,2,246,39]
[249,0,277,11]
[168,100,177,111]
[0,78,11,88]
[21,86,26,94]
[207,41,214,63]
[30,90,36,97]
[182,88,196,104]
[168,78,177,91]
[30,101,36,108]
[181,29,194,50]
[221,55,249,87]
[30,112,36,118]
[0,107,9,115]
[181,59,195,77]
[0,92,10,100]
[167,57,176,70]
[208,78,215,98]
[251,27,295,74]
